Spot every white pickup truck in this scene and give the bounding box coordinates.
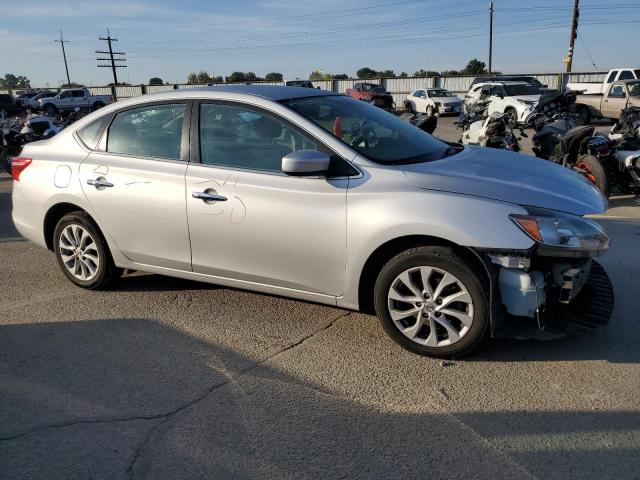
[567,68,640,95]
[39,87,113,115]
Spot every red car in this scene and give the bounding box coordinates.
[345,82,394,110]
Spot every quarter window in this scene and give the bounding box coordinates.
[199,103,317,172]
[606,71,617,83]
[107,104,185,160]
[619,70,634,81]
[77,116,110,149]
[72,90,85,98]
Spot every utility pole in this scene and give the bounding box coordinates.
[488,1,494,74]
[96,29,127,85]
[55,30,71,86]
[566,0,580,72]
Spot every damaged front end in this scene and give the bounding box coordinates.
[478,209,614,338]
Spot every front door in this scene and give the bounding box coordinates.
[602,83,628,119]
[79,102,192,270]
[186,101,348,296]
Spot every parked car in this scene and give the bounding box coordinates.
[573,79,640,124]
[39,87,113,115]
[472,75,555,93]
[284,80,315,88]
[0,94,16,115]
[464,81,541,125]
[345,82,394,110]
[567,67,640,95]
[404,88,462,116]
[14,92,40,110]
[11,85,613,358]
[26,91,57,110]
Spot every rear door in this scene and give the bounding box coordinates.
[78,101,192,270]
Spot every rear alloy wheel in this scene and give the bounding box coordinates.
[374,246,488,358]
[576,154,611,198]
[54,212,122,289]
[505,108,518,127]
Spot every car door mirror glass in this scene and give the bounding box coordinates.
[282,150,330,176]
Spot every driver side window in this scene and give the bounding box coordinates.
[609,85,626,98]
[199,103,317,173]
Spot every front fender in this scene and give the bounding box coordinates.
[341,162,534,308]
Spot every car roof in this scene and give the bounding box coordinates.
[475,81,530,86]
[177,84,332,100]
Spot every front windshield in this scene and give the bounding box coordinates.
[428,89,453,97]
[504,84,540,96]
[628,82,640,97]
[362,84,386,93]
[283,95,455,165]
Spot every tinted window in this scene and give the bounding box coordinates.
[199,103,317,172]
[59,91,71,99]
[107,104,185,160]
[606,71,617,83]
[413,90,424,97]
[72,90,85,97]
[619,70,634,81]
[284,95,455,165]
[504,84,540,96]
[77,116,110,148]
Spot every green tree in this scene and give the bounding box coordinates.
[356,67,377,79]
[378,69,396,78]
[265,72,283,82]
[149,77,163,85]
[441,70,460,76]
[309,70,326,81]
[61,82,84,88]
[333,73,349,80]
[460,58,487,75]
[225,71,262,83]
[187,70,223,84]
[399,72,408,78]
[0,73,31,89]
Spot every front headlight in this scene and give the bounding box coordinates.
[510,208,609,256]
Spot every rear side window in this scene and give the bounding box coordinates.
[107,104,185,160]
[77,116,110,149]
[72,90,85,97]
[619,70,634,81]
[607,71,617,83]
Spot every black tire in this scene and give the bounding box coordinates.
[53,212,122,289]
[575,105,591,126]
[44,103,57,116]
[373,246,489,358]
[505,107,518,127]
[576,154,611,198]
[0,149,11,174]
[405,101,414,114]
[92,101,105,110]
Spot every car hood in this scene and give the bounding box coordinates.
[402,146,607,216]
[512,95,541,103]
[433,97,461,104]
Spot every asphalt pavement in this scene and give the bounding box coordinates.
[1,125,640,479]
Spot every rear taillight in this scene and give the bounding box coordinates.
[11,156,32,181]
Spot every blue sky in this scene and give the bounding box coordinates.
[1,0,638,86]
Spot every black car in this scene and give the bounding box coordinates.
[0,94,16,115]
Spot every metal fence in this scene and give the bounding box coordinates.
[6,71,608,107]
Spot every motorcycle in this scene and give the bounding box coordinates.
[457,100,521,151]
[1,113,64,174]
[607,107,640,194]
[523,91,614,197]
[398,111,438,134]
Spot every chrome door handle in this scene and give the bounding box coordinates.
[87,178,114,188]
[192,191,227,202]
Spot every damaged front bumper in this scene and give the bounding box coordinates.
[480,250,614,339]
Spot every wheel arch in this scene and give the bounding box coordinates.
[356,234,490,315]
[43,202,94,251]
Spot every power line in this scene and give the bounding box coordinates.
[54,30,71,86]
[96,29,127,87]
[578,33,599,70]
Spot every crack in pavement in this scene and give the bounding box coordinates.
[0,310,353,475]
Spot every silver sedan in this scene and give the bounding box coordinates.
[11,86,612,357]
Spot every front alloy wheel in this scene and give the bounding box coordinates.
[374,246,488,357]
[387,266,474,347]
